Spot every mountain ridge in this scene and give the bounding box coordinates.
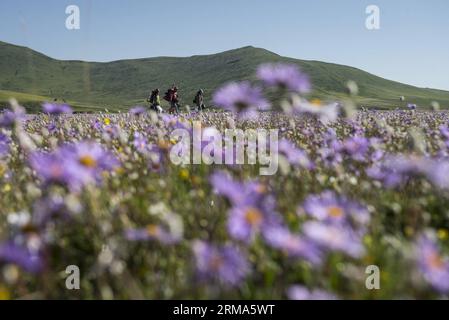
[1,40,448,112]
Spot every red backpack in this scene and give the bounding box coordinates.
[163,89,173,102]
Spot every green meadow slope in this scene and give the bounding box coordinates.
[1,40,449,112]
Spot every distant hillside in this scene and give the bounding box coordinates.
[1,40,449,112]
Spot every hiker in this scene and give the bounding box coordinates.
[164,85,180,114]
[193,89,205,111]
[148,88,162,113]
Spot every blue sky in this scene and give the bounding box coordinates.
[0,0,448,90]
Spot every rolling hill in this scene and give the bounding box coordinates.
[1,40,449,112]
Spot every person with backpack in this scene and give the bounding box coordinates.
[147,88,163,113]
[193,89,205,111]
[164,85,180,114]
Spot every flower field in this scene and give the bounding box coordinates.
[1,64,449,300]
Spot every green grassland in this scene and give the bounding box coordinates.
[0,89,106,113]
[1,40,449,112]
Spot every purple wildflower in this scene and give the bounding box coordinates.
[103,124,120,139]
[371,149,384,162]
[29,141,118,191]
[0,133,11,158]
[133,132,149,153]
[319,147,343,168]
[160,114,179,127]
[366,164,403,188]
[210,171,248,205]
[263,226,322,265]
[302,191,370,228]
[213,82,269,117]
[0,105,25,127]
[278,139,314,169]
[210,171,282,243]
[210,171,274,208]
[440,125,449,140]
[303,221,365,258]
[42,102,73,115]
[416,234,449,293]
[129,106,147,115]
[32,196,71,228]
[341,136,370,162]
[125,224,181,245]
[147,142,169,172]
[318,129,343,167]
[368,155,449,189]
[192,241,249,286]
[257,63,310,93]
[227,195,281,244]
[29,151,81,190]
[92,119,102,130]
[287,285,337,300]
[0,241,44,273]
[425,159,449,189]
[439,125,449,150]
[47,122,57,134]
[63,141,119,173]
